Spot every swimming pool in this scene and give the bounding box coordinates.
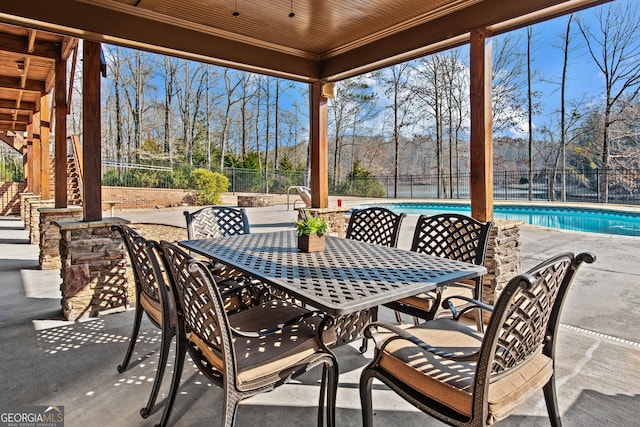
[356,203,640,236]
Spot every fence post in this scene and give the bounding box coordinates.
[410,175,413,198]
[596,169,600,203]
[231,167,236,193]
[504,171,507,200]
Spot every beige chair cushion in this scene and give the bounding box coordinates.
[139,292,162,325]
[394,293,436,312]
[189,299,333,390]
[395,280,476,314]
[378,319,553,421]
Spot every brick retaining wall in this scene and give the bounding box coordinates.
[0,181,27,216]
[101,186,194,210]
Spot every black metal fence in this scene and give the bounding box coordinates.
[376,168,640,205]
[3,153,639,205]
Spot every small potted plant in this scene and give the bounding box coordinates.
[295,209,329,252]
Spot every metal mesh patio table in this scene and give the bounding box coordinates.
[179,230,486,346]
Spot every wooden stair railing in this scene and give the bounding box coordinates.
[69,135,83,205]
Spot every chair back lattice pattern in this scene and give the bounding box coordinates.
[157,241,232,371]
[485,253,588,379]
[345,207,406,248]
[113,224,161,306]
[411,213,493,266]
[185,206,251,240]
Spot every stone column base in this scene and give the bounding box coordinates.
[29,200,55,244]
[300,207,350,238]
[21,194,40,229]
[56,217,131,321]
[483,220,523,308]
[39,207,83,269]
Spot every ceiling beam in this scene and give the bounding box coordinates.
[27,29,36,51]
[0,112,30,123]
[20,56,31,88]
[0,76,45,93]
[0,32,60,60]
[0,99,36,111]
[60,36,78,60]
[0,121,27,132]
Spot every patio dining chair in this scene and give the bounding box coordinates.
[152,240,339,427]
[360,251,595,427]
[384,213,493,330]
[184,205,269,308]
[111,224,175,418]
[345,207,406,247]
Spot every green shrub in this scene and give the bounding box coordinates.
[337,159,385,197]
[189,168,229,205]
[102,169,121,186]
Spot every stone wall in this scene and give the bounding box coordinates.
[483,220,523,305]
[238,194,276,207]
[57,218,130,320]
[39,207,83,269]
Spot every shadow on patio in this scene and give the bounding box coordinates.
[1,212,639,426]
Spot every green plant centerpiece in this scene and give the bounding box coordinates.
[295,210,328,252]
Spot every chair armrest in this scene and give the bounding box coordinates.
[231,310,326,338]
[363,321,480,361]
[217,277,259,298]
[441,295,493,321]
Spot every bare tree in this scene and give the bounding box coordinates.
[382,63,416,198]
[327,76,379,188]
[578,1,640,202]
[492,34,527,134]
[120,50,153,161]
[439,50,468,198]
[414,56,445,196]
[105,46,125,168]
[162,56,179,162]
[219,68,242,170]
[559,14,574,201]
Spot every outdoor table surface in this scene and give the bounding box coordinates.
[179,230,486,317]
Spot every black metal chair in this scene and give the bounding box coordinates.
[360,252,595,427]
[152,240,339,427]
[184,205,269,308]
[184,206,250,240]
[384,213,493,330]
[111,224,174,419]
[345,207,406,247]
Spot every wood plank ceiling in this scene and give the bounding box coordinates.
[0,0,609,82]
[0,23,76,151]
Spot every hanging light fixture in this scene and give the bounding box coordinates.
[232,0,240,17]
[289,0,295,18]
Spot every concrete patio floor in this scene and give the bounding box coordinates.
[1,201,639,426]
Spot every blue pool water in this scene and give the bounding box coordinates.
[357,203,640,237]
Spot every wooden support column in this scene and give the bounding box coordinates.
[309,81,329,208]
[40,94,52,200]
[55,58,68,208]
[469,29,494,222]
[82,40,102,221]
[26,126,34,193]
[31,114,42,196]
